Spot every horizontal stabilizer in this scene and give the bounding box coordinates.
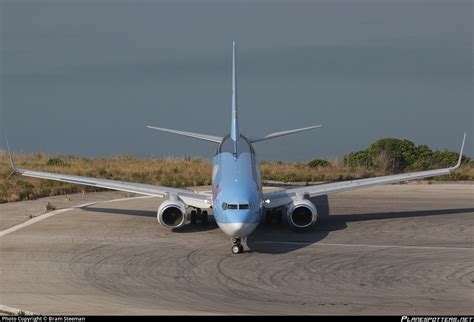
[248,125,322,143]
[147,126,223,143]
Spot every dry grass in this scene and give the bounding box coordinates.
[0,149,472,203]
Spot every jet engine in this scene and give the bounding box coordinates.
[286,199,317,229]
[157,200,187,229]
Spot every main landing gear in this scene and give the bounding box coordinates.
[190,209,208,225]
[265,209,283,225]
[231,238,244,254]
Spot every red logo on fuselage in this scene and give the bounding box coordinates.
[213,183,221,202]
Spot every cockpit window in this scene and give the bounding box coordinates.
[222,203,250,210]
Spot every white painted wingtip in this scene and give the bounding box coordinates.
[452,132,466,170]
[5,136,21,179]
[5,136,17,172]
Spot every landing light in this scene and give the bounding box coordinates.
[264,199,271,204]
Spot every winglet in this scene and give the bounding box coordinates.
[5,136,18,172]
[451,132,466,170]
[5,136,20,179]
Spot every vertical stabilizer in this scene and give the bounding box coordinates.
[230,42,239,153]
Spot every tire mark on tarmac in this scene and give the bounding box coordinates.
[255,241,474,251]
[0,196,155,238]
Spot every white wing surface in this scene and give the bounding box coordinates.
[263,133,467,208]
[5,141,211,209]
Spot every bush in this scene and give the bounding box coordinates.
[341,137,470,173]
[367,138,418,172]
[98,168,113,179]
[45,202,56,212]
[429,150,470,168]
[132,172,148,183]
[307,159,330,168]
[410,144,433,170]
[343,150,370,168]
[17,180,34,200]
[47,157,68,167]
[371,150,396,172]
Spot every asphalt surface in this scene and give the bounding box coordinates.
[0,184,473,315]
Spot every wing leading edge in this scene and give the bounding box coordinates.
[263,133,467,208]
[5,140,211,209]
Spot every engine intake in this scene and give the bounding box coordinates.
[287,199,317,229]
[157,200,187,229]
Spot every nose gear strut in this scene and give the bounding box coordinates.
[231,238,244,254]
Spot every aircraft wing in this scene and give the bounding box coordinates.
[263,133,467,208]
[5,142,211,209]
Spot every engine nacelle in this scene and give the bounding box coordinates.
[287,199,318,229]
[157,200,187,229]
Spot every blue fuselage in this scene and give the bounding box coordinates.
[212,135,263,238]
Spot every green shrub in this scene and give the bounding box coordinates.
[17,180,34,200]
[45,202,56,212]
[160,174,175,187]
[428,150,470,168]
[307,159,330,168]
[410,144,433,170]
[132,172,148,183]
[98,168,113,179]
[342,138,469,173]
[47,157,68,167]
[276,172,299,182]
[344,150,370,168]
[367,138,418,172]
[195,175,207,186]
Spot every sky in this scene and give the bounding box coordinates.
[0,0,472,161]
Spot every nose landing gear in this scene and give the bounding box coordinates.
[231,238,244,254]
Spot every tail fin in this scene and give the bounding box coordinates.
[230,42,239,154]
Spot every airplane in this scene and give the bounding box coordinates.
[6,42,467,254]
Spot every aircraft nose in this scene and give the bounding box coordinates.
[228,222,246,235]
[218,221,258,238]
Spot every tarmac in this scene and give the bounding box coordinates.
[0,183,472,315]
